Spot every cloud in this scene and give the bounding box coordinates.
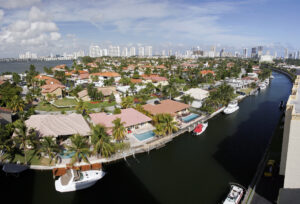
[0,6,62,56]
[0,0,40,9]
[0,9,3,22]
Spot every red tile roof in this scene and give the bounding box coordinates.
[35,75,62,85]
[41,84,66,94]
[130,78,143,84]
[90,72,120,77]
[200,70,215,76]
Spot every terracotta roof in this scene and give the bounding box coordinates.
[0,80,5,85]
[200,70,215,76]
[77,90,89,98]
[25,113,91,137]
[0,107,12,113]
[35,75,62,85]
[97,87,114,96]
[142,99,189,116]
[142,74,167,82]
[89,108,151,130]
[41,84,66,93]
[86,63,98,68]
[90,72,120,77]
[53,64,66,69]
[79,73,89,79]
[130,78,143,84]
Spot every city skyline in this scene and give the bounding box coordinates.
[1,0,300,57]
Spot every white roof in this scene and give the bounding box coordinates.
[25,113,91,137]
[175,88,209,101]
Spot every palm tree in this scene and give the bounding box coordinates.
[153,114,178,136]
[121,96,134,109]
[13,120,38,164]
[67,134,90,165]
[7,95,25,112]
[38,136,60,165]
[76,99,88,114]
[153,123,167,137]
[181,94,195,105]
[91,125,114,158]
[129,83,136,95]
[112,118,126,142]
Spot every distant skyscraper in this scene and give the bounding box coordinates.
[257,46,263,57]
[89,45,101,57]
[108,46,120,57]
[219,48,224,57]
[168,49,173,56]
[243,48,248,58]
[162,50,166,56]
[138,47,144,57]
[121,47,128,57]
[285,48,289,59]
[145,46,152,57]
[129,47,136,56]
[274,51,277,59]
[102,49,108,56]
[251,47,257,58]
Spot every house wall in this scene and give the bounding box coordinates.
[42,88,63,98]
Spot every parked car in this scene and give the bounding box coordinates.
[264,160,275,177]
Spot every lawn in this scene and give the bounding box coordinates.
[53,98,78,107]
[85,101,116,109]
[2,150,52,166]
[239,88,253,95]
[35,103,75,112]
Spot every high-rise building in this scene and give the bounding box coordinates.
[145,46,152,57]
[274,51,277,59]
[108,46,120,57]
[251,47,257,58]
[257,46,263,57]
[129,47,136,56]
[243,48,248,58]
[102,49,108,56]
[138,47,145,57]
[89,45,101,57]
[219,48,224,57]
[168,49,173,56]
[285,48,289,59]
[121,47,128,57]
[162,50,166,56]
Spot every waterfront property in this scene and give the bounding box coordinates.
[41,83,66,99]
[174,88,209,108]
[89,108,152,136]
[24,113,91,145]
[280,75,300,188]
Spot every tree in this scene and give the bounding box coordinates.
[145,67,151,75]
[13,120,38,164]
[129,83,137,95]
[38,136,60,165]
[76,99,88,114]
[109,93,116,103]
[12,73,21,84]
[181,94,195,105]
[153,113,178,136]
[121,96,134,108]
[7,95,25,112]
[67,134,90,165]
[112,118,126,142]
[43,66,53,75]
[113,108,121,114]
[91,125,114,158]
[132,69,140,79]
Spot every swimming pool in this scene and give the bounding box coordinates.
[182,113,199,123]
[134,130,155,141]
[59,150,75,159]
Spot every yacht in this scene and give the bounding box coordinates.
[270,75,274,79]
[55,169,105,192]
[264,79,270,86]
[193,122,208,135]
[223,184,245,204]
[224,100,239,114]
[259,83,266,90]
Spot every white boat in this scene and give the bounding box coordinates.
[224,100,239,114]
[55,169,105,192]
[193,122,208,135]
[264,79,270,85]
[259,83,266,90]
[223,184,244,204]
[270,75,274,79]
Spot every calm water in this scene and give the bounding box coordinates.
[0,60,73,73]
[0,71,292,204]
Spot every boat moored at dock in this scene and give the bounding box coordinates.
[193,122,208,135]
[222,184,245,204]
[224,100,239,114]
[55,169,105,192]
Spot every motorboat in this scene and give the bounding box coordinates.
[223,184,245,204]
[193,122,208,135]
[270,75,274,79]
[2,163,28,174]
[55,169,105,192]
[264,79,270,86]
[259,83,266,90]
[224,100,239,114]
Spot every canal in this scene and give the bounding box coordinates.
[0,71,292,204]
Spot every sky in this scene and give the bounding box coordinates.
[0,0,299,57]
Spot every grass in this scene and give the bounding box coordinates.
[239,88,253,95]
[35,103,75,112]
[2,150,52,166]
[85,101,116,109]
[53,98,78,107]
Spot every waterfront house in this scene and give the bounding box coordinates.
[25,113,91,145]
[35,75,62,85]
[52,64,67,72]
[89,108,152,135]
[142,99,190,119]
[174,88,209,108]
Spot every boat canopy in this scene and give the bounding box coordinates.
[60,169,74,186]
[194,124,203,133]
